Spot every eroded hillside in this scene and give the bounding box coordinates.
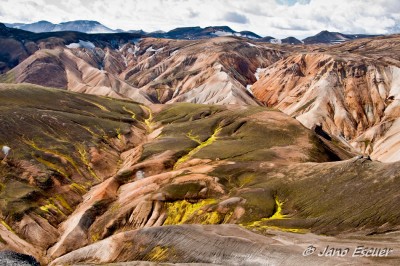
[3,32,400,162]
[0,37,284,106]
[1,84,400,265]
[252,35,400,162]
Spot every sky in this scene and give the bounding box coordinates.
[0,0,399,39]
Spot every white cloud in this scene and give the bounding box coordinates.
[223,11,249,24]
[0,0,399,39]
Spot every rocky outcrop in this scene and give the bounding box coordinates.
[251,35,400,162]
[0,251,40,266]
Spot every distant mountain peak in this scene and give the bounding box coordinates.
[303,30,380,44]
[149,25,261,40]
[4,20,117,34]
[36,20,52,23]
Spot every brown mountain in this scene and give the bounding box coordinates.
[1,36,284,106]
[2,84,400,265]
[2,27,400,265]
[251,34,400,162]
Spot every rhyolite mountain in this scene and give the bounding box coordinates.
[1,23,400,265]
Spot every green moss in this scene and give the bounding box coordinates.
[122,106,137,120]
[162,182,205,200]
[80,98,110,112]
[238,174,256,188]
[34,156,69,179]
[154,103,224,124]
[23,138,84,177]
[238,189,276,223]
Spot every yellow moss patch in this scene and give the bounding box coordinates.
[76,144,100,181]
[109,202,121,213]
[91,232,101,242]
[23,138,84,177]
[116,128,123,140]
[0,220,15,233]
[238,174,255,188]
[39,198,67,215]
[79,125,102,139]
[34,156,69,179]
[81,98,110,112]
[122,106,137,120]
[186,131,202,144]
[222,210,234,223]
[164,199,217,225]
[69,182,87,193]
[141,105,154,133]
[245,197,286,228]
[174,124,222,169]
[242,197,307,234]
[270,196,286,220]
[149,246,168,261]
[54,195,73,212]
[201,211,222,224]
[266,226,308,233]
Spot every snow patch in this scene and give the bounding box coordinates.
[270,39,282,45]
[66,40,96,49]
[246,85,253,95]
[127,45,140,57]
[86,27,114,34]
[246,42,258,47]
[134,45,140,56]
[146,46,164,53]
[255,68,266,80]
[237,33,258,39]
[171,50,179,56]
[213,31,233,37]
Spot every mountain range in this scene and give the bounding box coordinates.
[5,20,117,34]
[4,20,382,44]
[1,21,400,265]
